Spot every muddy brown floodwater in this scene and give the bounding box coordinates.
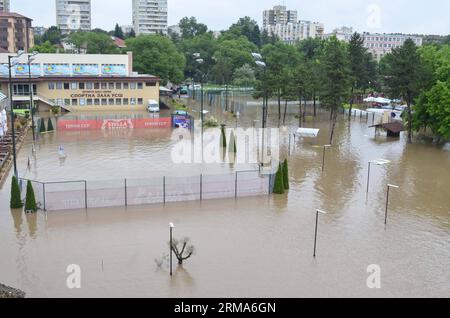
[0,102,449,298]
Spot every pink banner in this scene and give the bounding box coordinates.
[57,118,172,131]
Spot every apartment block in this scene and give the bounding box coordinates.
[263,5,297,28]
[0,11,34,53]
[0,0,10,12]
[132,0,168,35]
[56,0,92,34]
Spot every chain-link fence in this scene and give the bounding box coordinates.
[20,170,274,212]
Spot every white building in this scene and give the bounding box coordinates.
[324,27,423,61]
[55,0,92,34]
[263,5,297,28]
[0,0,10,12]
[132,0,168,35]
[264,20,324,44]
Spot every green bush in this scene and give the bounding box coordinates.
[283,159,290,190]
[220,124,227,149]
[228,130,237,154]
[25,180,37,213]
[47,118,54,132]
[10,176,23,209]
[39,118,46,133]
[273,164,285,194]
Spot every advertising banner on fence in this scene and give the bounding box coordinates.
[57,117,172,131]
[72,64,99,76]
[44,63,71,76]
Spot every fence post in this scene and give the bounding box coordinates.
[124,178,128,207]
[163,176,166,204]
[84,180,88,209]
[200,174,203,201]
[235,172,238,199]
[43,183,46,211]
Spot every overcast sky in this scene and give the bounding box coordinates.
[10,0,450,35]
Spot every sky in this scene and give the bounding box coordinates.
[9,0,450,35]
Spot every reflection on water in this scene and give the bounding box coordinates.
[0,104,449,298]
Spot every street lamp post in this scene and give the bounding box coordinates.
[6,50,25,178]
[385,184,399,224]
[169,222,174,276]
[322,145,332,172]
[27,52,38,142]
[366,159,390,193]
[313,209,327,258]
[252,53,267,167]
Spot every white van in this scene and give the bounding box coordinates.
[147,100,160,113]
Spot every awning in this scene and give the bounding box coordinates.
[295,128,320,138]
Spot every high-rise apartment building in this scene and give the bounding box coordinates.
[263,5,324,44]
[132,0,168,35]
[0,0,10,12]
[0,12,34,53]
[263,5,298,28]
[56,0,91,34]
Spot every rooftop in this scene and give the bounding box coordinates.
[0,11,32,21]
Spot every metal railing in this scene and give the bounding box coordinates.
[19,170,275,212]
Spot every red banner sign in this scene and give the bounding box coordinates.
[57,117,172,131]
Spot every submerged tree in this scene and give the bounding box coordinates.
[171,237,195,265]
[10,176,23,209]
[47,118,54,132]
[39,118,46,133]
[24,180,37,213]
[273,164,285,194]
[282,159,290,190]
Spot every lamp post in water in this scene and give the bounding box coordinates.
[252,53,267,167]
[6,50,25,178]
[27,52,38,142]
[385,184,399,224]
[313,209,327,258]
[366,159,390,193]
[169,222,174,276]
[321,145,332,172]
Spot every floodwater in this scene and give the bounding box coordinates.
[0,98,449,298]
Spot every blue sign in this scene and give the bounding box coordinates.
[44,64,71,76]
[172,115,192,129]
[72,64,99,76]
[14,64,41,76]
[102,64,127,76]
[0,64,9,76]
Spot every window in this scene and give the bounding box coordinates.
[56,82,63,90]
[94,83,100,90]
[86,82,93,90]
[72,99,78,106]
[109,98,114,105]
[79,83,85,90]
[115,82,122,90]
[64,83,70,90]
[109,82,115,89]
[79,98,86,106]
[101,82,107,90]
[138,98,143,105]
[101,98,107,105]
[137,83,143,89]
[123,83,129,89]
[94,99,100,105]
[146,82,156,87]
[64,99,71,106]
[116,98,122,105]
[130,98,137,105]
[123,98,129,105]
[130,82,136,89]
[71,82,77,90]
[87,99,93,105]
[48,83,55,90]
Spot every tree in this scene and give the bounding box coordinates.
[228,130,237,154]
[67,31,119,54]
[232,64,257,87]
[282,159,290,190]
[113,23,124,39]
[25,180,37,213]
[179,32,217,80]
[47,118,54,132]
[39,118,46,133]
[348,33,368,121]
[380,39,431,143]
[320,37,351,144]
[31,41,57,53]
[220,124,227,149]
[126,35,186,84]
[40,26,62,45]
[273,164,285,194]
[10,176,23,209]
[226,17,261,47]
[413,45,450,143]
[179,17,208,39]
[127,29,136,38]
[171,237,195,265]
